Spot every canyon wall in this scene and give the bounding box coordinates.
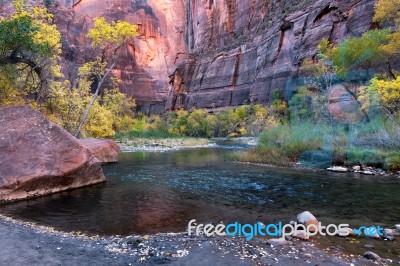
[168,0,377,110]
[0,0,377,113]
[52,0,187,114]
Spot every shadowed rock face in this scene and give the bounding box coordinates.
[0,0,377,112]
[0,106,106,202]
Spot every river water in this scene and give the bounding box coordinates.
[1,142,399,258]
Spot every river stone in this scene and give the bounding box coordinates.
[327,166,348,172]
[362,170,375,175]
[80,138,120,163]
[0,105,106,202]
[395,225,400,231]
[363,251,381,262]
[337,227,358,237]
[297,211,319,233]
[365,227,380,239]
[304,253,313,259]
[292,230,310,241]
[267,238,292,246]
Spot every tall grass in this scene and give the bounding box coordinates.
[232,119,400,172]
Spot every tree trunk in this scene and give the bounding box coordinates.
[74,61,116,138]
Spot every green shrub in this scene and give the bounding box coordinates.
[346,148,385,167]
[385,153,400,171]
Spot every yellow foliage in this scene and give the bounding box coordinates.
[87,17,138,48]
[373,0,400,24]
[83,101,115,138]
[12,3,61,57]
[383,31,400,55]
[370,76,400,110]
[373,0,400,55]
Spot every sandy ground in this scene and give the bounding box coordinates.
[0,215,386,266]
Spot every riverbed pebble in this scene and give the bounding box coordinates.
[292,230,310,241]
[267,238,292,246]
[362,170,374,175]
[363,251,381,262]
[327,166,348,172]
[365,227,380,239]
[383,228,396,240]
[297,211,319,233]
[304,253,313,259]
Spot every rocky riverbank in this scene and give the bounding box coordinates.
[117,138,217,152]
[116,137,259,153]
[0,214,394,266]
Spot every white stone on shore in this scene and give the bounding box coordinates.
[267,238,292,246]
[327,166,348,172]
[292,230,310,241]
[362,171,374,175]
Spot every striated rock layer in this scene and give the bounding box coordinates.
[0,0,377,113]
[169,0,377,110]
[0,105,106,202]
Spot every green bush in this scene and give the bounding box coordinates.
[116,105,282,139]
[385,153,400,171]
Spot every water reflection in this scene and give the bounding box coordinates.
[0,146,399,238]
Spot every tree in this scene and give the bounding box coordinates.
[0,0,61,102]
[319,30,390,76]
[373,0,400,73]
[74,17,137,138]
[365,0,400,121]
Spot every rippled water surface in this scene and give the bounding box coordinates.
[1,142,399,258]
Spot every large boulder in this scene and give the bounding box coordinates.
[0,105,106,202]
[80,138,120,163]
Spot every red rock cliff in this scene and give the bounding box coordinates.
[0,0,377,113]
[168,0,377,110]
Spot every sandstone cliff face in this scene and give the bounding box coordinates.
[0,0,377,113]
[168,0,377,110]
[52,0,187,114]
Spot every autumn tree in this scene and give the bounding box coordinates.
[0,0,61,103]
[373,0,400,76]
[365,0,400,120]
[318,29,390,77]
[74,18,138,137]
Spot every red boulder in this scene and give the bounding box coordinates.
[0,105,106,202]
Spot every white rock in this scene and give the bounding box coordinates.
[384,229,394,236]
[352,165,361,171]
[292,230,310,241]
[394,224,400,231]
[337,227,357,237]
[327,166,348,172]
[297,211,317,224]
[304,253,313,259]
[362,171,375,175]
[267,238,292,246]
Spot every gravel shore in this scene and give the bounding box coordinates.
[0,215,388,266]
